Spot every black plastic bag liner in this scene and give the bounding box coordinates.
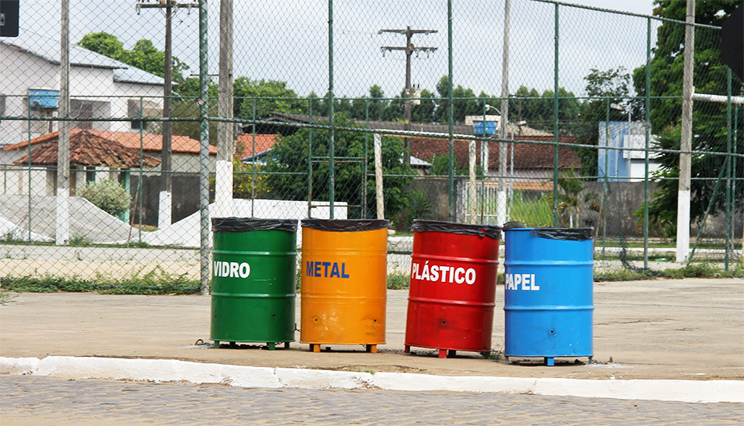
[503,221,526,230]
[411,220,502,240]
[212,217,298,233]
[530,227,594,241]
[301,219,390,232]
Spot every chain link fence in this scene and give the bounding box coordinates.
[0,0,742,292]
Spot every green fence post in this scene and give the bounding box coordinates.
[734,104,739,262]
[328,0,335,219]
[251,98,257,215]
[308,98,314,218]
[725,68,732,271]
[644,16,651,269]
[481,103,488,223]
[448,0,454,221]
[552,2,560,227]
[363,98,369,219]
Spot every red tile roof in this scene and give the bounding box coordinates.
[410,135,581,171]
[4,129,217,155]
[235,134,279,159]
[12,129,161,168]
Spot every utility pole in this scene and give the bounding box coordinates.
[215,0,234,218]
[380,27,437,165]
[136,0,197,227]
[498,0,511,227]
[677,0,695,263]
[56,0,70,245]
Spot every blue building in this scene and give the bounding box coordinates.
[598,121,661,182]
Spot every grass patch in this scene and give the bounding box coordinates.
[595,253,673,262]
[69,236,93,247]
[482,348,503,361]
[0,290,17,305]
[508,193,554,228]
[387,273,410,289]
[594,268,663,282]
[664,263,739,279]
[595,241,728,250]
[595,262,743,282]
[1,267,200,295]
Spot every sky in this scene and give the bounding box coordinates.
[564,0,653,16]
[11,1,662,99]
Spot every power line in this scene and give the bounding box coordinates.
[379,27,437,165]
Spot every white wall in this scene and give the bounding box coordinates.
[171,153,217,174]
[0,167,49,196]
[0,47,59,145]
[112,82,164,134]
[629,160,662,183]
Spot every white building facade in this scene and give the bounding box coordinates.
[0,30,169,197]
[0,30,165,146]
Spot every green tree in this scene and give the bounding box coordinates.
[78,32,124,58]
[350,96,367,121]
[381,95,403,122]
[263,117,414,218]
[514,86,544,127]
[411,89,437,123]
[368,85,387,121]
[512,85,581,133]
[552,168,600,228]
[434,75,451,123]
[453,85,480,123]
[632,0,744,235]
[78,32,189,84]
[575,67,632,178]
[433,76,482,124]
[234,77,302,119]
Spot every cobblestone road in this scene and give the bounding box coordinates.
[1,376,742,425]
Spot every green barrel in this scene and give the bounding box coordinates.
[210,218,298,350]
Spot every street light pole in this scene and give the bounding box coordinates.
[497,0,511,227]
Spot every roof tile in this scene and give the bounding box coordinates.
[13,129,161,168]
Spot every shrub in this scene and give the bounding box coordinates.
[405,189,434,228]
[81,179,131,217]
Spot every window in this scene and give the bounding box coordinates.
[67,99,110,130]
[71,100,94,129]
[86,166,96,184]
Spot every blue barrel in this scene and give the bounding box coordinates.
[503,228,594,366]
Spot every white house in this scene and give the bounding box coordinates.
[0,29,165,147]
[0,30,220,198]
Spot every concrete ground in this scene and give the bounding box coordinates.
[1,278,742,381]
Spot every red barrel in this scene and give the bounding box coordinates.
[404,220,502,358]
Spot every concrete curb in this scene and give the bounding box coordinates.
[1,356,742,404]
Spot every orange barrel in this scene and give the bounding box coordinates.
[300,219,389,353]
